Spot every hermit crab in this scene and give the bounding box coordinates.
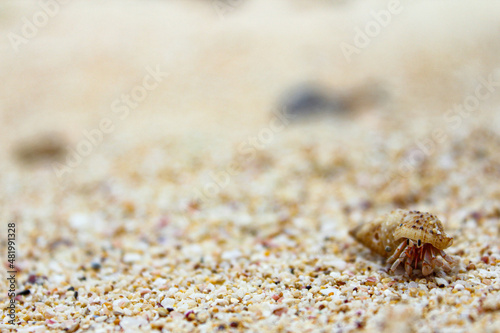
[349,209,456,276]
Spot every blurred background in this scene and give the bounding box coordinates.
[1,0,500,219]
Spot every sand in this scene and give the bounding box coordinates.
[1,0,500,332]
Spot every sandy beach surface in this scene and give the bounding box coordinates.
[1,0,500,332]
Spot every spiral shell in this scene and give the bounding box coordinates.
[349,209,455,276]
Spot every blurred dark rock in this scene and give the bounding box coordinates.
[279,84,346,119]
[278,81,389,121]
[14,133,67,165]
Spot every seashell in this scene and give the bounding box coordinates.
[349,209,456,276]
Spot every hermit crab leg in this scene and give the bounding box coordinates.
[414,247,420,269]
[405,255,413,275]
[386,241,407,264]
[390,246,409,273]
[440,250,456,264]
[441,261,452,273]
[427,247,442,267]
[428,248,450,272]
[402,241,414,275]
[422,247,434,276]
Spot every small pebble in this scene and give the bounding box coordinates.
[90,261,101,270]
[17,289,31,296]
[435,278,448,287]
